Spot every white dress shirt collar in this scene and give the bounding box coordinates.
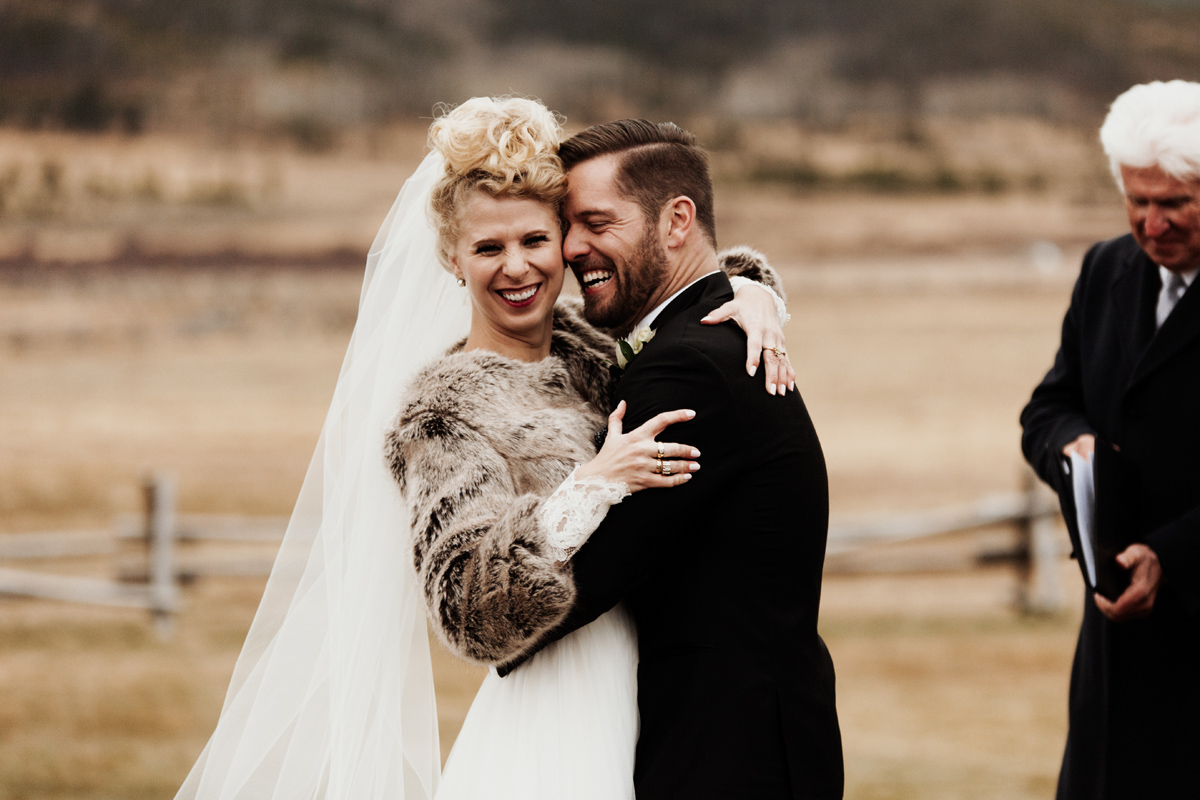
[1159,264,1199,289]
[1155,264,1199,329]
[630,270,720,334]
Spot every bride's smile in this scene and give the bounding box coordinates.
[497,283,542,306]
[452,192,566,360]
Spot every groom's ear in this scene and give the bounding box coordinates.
[660,196,696,251]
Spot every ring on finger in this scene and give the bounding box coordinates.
[653,457,664,475]
[657,442,665,459]
[767,345,786,358]
[661,459,673,477]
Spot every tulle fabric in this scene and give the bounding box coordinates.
[436,607,639,800]
[176,152,469,800]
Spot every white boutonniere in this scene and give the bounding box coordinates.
[615,326,655,369]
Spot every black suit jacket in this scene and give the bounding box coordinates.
[507,272,843,799]
[1020,234,1200,800]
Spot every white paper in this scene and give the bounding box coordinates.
[1068,451,1097,589]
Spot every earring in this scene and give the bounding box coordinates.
[456,277,466,287]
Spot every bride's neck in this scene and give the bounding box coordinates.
[462,317,553,362]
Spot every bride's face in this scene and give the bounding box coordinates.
[451,192,565,343]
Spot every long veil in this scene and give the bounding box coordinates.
[176,151,469,800]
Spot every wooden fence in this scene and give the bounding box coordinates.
[824,472,1067,613]
[0,474,284,639]
[0,472,1068,637]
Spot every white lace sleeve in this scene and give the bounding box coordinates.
[540,466,630,561]
[728,275,791,326]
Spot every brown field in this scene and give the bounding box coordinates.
[0,127,1129,799]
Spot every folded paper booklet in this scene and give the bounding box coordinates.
[1059,442,1138,601]
[1067,451,1098,589]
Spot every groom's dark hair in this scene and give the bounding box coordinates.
[560,119,716,247]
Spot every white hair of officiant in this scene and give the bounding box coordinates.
[1100,80,1200,190]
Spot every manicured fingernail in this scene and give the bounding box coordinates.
[682,473,692,480]
[685,410,696,418]
[748,365,757,377]
[790,381,795,391]
[690,448,700,457]
[767,383,776,395]
[779,384,787,396]
[689,463,700,471]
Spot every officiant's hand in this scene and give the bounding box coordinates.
[1062,433,1096,459]
[1094,544,1162,622]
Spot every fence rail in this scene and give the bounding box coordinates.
[825,472,1066,612]
[0,470,1070,636]
[0,530,114,559]
[113,513,287,543]
[0,475,186,637]
[827,490,1058,553]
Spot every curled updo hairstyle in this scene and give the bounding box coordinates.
[428,97,567,272]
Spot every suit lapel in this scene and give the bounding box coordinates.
[613,273,732,390]
[649,272,730,334]
[1128,261,1200,392]
[1109,249,1158,368]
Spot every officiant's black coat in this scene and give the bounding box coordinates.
[507,272,843,799]
[1021,233,1200,800]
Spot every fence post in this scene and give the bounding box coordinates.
[1013,470,1034,611]
[1018,469,1067,614]
[1028,511,1067,613]
[145,474,179,639]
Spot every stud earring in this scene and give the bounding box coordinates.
[456,277,466,287]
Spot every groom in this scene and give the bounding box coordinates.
[503,120,844,799]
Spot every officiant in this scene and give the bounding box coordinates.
[1020,80,1200,800]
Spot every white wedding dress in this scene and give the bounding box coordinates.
[175,153,639,800]
[435,469,639,800]
[436,608,637,799]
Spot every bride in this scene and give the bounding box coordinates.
[175,96,791,800]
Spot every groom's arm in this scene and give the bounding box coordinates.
[499,336,743,673]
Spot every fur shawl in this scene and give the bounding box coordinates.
[385,300,612,665]
[384,248,782,666]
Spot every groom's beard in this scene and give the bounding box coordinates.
[576,229,670,336]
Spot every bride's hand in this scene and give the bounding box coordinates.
[701,284,795,396]
[575,401,700,492]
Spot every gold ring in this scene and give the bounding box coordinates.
[767,346,786,358]
[657,442,665,458]
[654,458,664,475]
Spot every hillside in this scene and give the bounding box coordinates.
[2,0,1200,136]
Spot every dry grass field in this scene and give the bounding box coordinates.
[0,127,1132,799]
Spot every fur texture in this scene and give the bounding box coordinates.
[384,248,780,666]
[385,299,612,665]
[717,245,787,302]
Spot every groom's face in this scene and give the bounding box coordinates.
[562,155,669,335]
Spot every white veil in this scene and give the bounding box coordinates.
[176,152,470,800]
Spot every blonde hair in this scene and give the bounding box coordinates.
[428,97,566,272]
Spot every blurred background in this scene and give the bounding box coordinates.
[1,0,1199,798]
